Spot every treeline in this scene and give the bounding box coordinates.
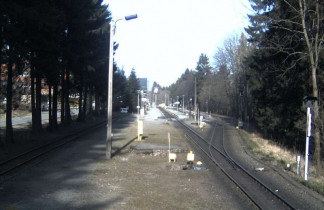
[169,34,250,118]
[0,0,139,144]
[169,0,323,170]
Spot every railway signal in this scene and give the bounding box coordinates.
[303,96,317,181]
[305,107,312,181]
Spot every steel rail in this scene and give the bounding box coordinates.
[162,111,265,208]
[0,112,134,181]
[0,120,105,165]
[0,113,131,170]
[220,123,296,209]
[159,108,295,210]
[0,121,106,180]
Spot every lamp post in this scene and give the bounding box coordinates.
[206,100,208,113]
[182,95,185,113]
[194,77,197,122]
[106,14,137,159]
[190,98,192,118]
[137,90,140,120]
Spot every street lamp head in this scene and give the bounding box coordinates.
[125,14,138,21]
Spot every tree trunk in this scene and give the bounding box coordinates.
[83,83,88,118]
[95,92,100,116]
[31,68,36,132]
[35,75,42,131]
[64,68,71,126]
[53,82,58,129]
[88,85,93,116]
[78,77,83,120]
[298,0,321,171]
[48,84,52,129]
[5,60,13,144]
[312,66,321,171]
[61,68,65,125]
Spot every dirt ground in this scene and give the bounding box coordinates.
[100,112,255,209]
[1,108,255,209]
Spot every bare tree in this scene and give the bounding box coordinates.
[213,33,252,119]
[271,0,324,171]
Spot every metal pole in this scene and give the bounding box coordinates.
[190,98,192,118]
[305,107,311,181]
[305,136,310,180]
[206,100,208,113]
[296,155,301,176]
[198,108,200,126]
[106,22,114,159]
[140,90,143,116]
[194,77,197,122]
[183,95,185,113]
[106,14,137,159]
[137,91,140,120]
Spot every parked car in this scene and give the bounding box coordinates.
[120,108,128,113]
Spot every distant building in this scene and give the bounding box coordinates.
[138,78,148,91]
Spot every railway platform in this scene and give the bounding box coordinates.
[0,107,254,209]
[1,107,324,209]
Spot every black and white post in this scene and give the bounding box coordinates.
[305,107,312,181]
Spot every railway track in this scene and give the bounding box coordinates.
[159,107,295,210]
[0,112,138,183]
[0,120,106,183]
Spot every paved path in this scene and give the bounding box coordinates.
[0,109,79,127]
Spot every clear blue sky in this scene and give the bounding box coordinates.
[103,0,252,89]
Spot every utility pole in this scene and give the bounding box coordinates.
[106,21,114,159]
[106,14,137,159]
[194,77,197,121]
[183,95,185,113]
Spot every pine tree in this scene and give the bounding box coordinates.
[127,69,140,112]
[245,0,324,169]
[1,0,25,143]
[195,53,211,109]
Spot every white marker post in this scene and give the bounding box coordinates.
[168,132,176,162]
[305,107,311,181]
[296,155,301,176]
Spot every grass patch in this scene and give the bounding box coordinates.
[237,129,258,151]
[260,154,275,162]
[237,128,324,196]
[302,180,324,195]
[277,159,287,168]
[0,109,32,120]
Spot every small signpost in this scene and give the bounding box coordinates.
[168,132,176,162]
[138,120,143,141]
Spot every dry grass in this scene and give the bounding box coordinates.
[0,109,32,120]
[238,129,324,195]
